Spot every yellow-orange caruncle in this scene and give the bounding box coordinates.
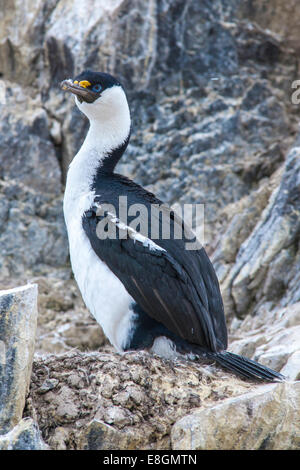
[74,80,91,88]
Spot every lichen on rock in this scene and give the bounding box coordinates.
[0,284,38,435]
[26,350,254,450]
[171,381,300,450]
[0,418,48,450]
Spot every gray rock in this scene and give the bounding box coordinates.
[0,80,68,278]
[0,179,68,278]
[0,81,61,195]
[0,284,38,434]
[78,419,132,451]
[222,144,300,318]
[230,302,300,381]
[0,418,48,450]
[0,0,298,276]
[171,381,300,450]
[28,350,254,449]
[239,0,300,51]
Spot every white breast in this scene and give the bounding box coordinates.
[63,166,136,352]
[63,85,136,351]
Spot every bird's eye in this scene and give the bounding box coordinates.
[92,84,102,93]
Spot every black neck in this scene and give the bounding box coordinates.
[94,132,130,177]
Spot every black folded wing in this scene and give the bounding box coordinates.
[82,198,227,353]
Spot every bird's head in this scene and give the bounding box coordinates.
[61,70,129,125]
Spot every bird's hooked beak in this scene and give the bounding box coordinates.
[60,79,97,103]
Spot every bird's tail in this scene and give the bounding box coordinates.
[210,350,285,382]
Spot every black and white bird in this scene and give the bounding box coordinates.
[61,70,284,382]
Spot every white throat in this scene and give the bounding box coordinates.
[63,85,131,225]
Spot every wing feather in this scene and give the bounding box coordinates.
[82,203,226,352]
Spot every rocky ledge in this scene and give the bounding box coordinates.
[26,350,299,450]
[0,284,299,450]
[0,0,300,451]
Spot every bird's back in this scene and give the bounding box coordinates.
[88,172,228,352]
